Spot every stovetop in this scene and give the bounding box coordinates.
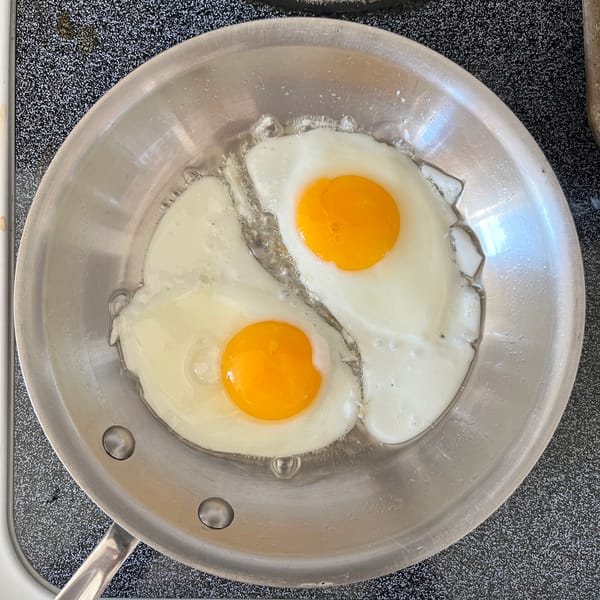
[7,0,600,598]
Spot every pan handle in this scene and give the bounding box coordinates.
[56,522,140,600]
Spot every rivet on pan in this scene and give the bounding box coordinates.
[198,497,234,529]
[102,425,135,460]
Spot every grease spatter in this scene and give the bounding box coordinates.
[56,13,99,56]
[56,12,75,40]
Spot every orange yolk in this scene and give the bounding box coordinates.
[220,321,322,421]
[296,175,401,271]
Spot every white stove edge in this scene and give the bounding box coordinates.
[1,0,51,595]
[0,0,53,595]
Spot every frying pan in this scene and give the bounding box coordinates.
[13,18,584,598]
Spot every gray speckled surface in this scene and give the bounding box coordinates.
[12,0,600,598]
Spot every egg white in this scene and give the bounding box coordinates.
[113,177,359,457]
[242,128,481,444]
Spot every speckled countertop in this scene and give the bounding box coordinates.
[12,0,600,598]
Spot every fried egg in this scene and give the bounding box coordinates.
[243,128,481,443]
[112,177,359,457]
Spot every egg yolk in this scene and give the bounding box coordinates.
[296,175,401,271]
[221,321,322,420]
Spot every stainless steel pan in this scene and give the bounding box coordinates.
[13,17,585,597]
